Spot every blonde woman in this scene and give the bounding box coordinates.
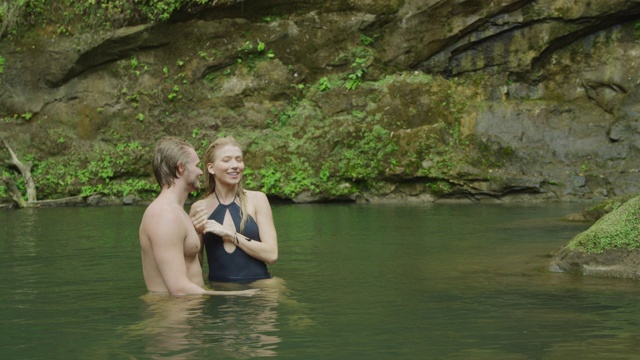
[190,137,278,284]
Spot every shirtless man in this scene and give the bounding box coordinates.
[139,136,257,296]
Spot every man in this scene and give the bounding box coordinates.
[139,136,256,296]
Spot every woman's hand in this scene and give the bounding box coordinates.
[190,205,235,242]
[201,219,234,239]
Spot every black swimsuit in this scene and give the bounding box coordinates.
[202,195,271,283]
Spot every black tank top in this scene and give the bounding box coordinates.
[202,196,271,283]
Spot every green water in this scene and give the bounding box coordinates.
[1,203,638,359]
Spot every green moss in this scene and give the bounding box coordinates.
[579,196,632,221]
[567,195,640,254]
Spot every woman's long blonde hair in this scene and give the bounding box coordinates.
[202,137,249,233]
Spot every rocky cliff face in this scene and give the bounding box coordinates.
[1,0,640,203]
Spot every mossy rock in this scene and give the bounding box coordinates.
[567,195,640,254]
[549,195,640,280]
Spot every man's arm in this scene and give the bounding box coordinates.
[188,201,206,267]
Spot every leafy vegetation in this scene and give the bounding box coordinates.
[335,125,397,180]
[345,57,367,90]
[2,0,216,39]
[29,141,157,200]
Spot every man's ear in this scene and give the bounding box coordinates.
[176,162,185,176]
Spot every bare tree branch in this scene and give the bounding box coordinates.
[0,0,26,41]
[1,137,37,204]
[0,175,27,208]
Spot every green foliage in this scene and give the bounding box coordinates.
[198,48,219,61]
[256,41,275,58]
[344,44,374,91]
[130,56,139,70]
[0,0,28,39]
[336,125,398,180]
[129,57,149,76]
[32,141,156,199]
[167,85,179,100]
[428,181,453,195]
[635,22,640,39]
[242,167,257,189]
[1,0,214,40]
[281,157,316,198]
[0,169,13,199]
[568,196,640,253]
[319,166,330,182]
[235,39,275,69]
[250,156,317,198]
[262,16,280,23]
[317,76,331,92]
[0,56,4,74]
[268,101,299,130]
[72,0,210,26]
[359,34,376,46]
[258,157,282,195]
[345,57,367,90]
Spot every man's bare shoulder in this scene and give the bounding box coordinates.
[141,199,185,233]
[192,198,207,207]
[189,198,209,216]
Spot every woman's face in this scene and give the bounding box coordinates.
[207,144,244,185]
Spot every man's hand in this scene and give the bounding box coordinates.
[190,206,209,234]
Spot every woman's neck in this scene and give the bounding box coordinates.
[214,184,238,204]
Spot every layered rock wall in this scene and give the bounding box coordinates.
[1,0,640,203]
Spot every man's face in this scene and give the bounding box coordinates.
[182,147,203,192]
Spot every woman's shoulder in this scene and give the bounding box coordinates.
[244,189,268,199]
[244,189,270,206]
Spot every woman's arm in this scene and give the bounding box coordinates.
[234,191,278,265]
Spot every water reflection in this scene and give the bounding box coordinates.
[131,278,309,359]
[6,204,640,359]
[3,208,39,303]
[135,294,205,358]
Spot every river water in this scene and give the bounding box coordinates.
[1,202,638,359]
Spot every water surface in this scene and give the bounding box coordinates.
[1,202,638,359]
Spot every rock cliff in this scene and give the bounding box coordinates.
[1,0,640,204]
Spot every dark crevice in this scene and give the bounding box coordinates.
[531,9,640,73]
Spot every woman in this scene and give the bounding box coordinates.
[190,137,278,284]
